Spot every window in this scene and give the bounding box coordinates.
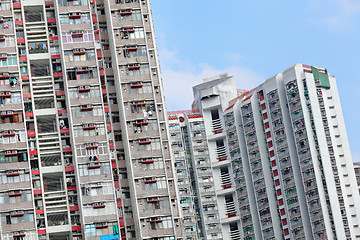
[85,223,119,237]
[137,157,164,171]
[117,10,142,21]
[0,55,17,66]
[58,0,88,6]
[0,36,15,47]
[122,45,147,58]
[0,1,11,10]
[68,86,101,99]
[43,173,64,192]
[81,182,114,196]
[37,115,57,134]
[72,124,105,137]
[30,60,50,77]
[116,0,139,3]
[125,64,149,76]
[118,27,144,39]
[76,142,108,156]
[64,49,96,62]
[71,105,103,118]
[143,177,166,190]
[20,66,28,75]
[82,202,116,216]
[132,119,158,133]
[50,46,59,55]
[67,67,98,80]
[1,92,21,104]
[130,100,155,115]
[144,197,169,211]
[136,138,161,151]
[273,118,283,128]
[59,13,91,25]
[24,6,44,22]
[0,190,31,205]
[147,216,173,230]
[0,151,27,164]
[0,170,30,185]
[0,130,26,144]
[269,100,279,109]
[0,210,34,225]
[62,30,93,43]
[128,82,152,94]
[78,163,110,176]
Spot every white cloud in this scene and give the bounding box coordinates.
[338,0,360,14]
[310,0,360,31]
[159,49,264,110]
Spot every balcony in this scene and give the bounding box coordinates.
[272,122,284,132]
[224,201,237,219]
[229,229,241,240]
[242,115,253,125]
[44,190,67,214]
[241,105,252,115]
[290,101,302,112]
[211,119,223,134]
[219,173,232,191]
[287,91,300,103]
[215,146,228,162]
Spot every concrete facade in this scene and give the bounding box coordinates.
[0,0,182,239]
[172,64,360,240]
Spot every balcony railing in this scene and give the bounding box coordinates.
[220,173,232,190]
[216,145,228,161]
[229,229,241,240]
[225,201,237,218]
[212,119,223,134]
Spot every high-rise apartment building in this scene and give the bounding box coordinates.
[171,64,360,240]
[224,64,360,240]
[168,111,224,240]
[0,0,181,239]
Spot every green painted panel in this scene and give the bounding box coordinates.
[312,66,330,88]
[319,70,330,88]
[311,66,319,79]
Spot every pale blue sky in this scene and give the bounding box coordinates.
[151,0,360,161]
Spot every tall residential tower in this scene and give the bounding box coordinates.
[0,0,181,239]
[173,64,360,239]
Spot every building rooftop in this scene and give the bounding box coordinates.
[193,75,232,91]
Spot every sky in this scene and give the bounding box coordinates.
[150,0,360,161]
